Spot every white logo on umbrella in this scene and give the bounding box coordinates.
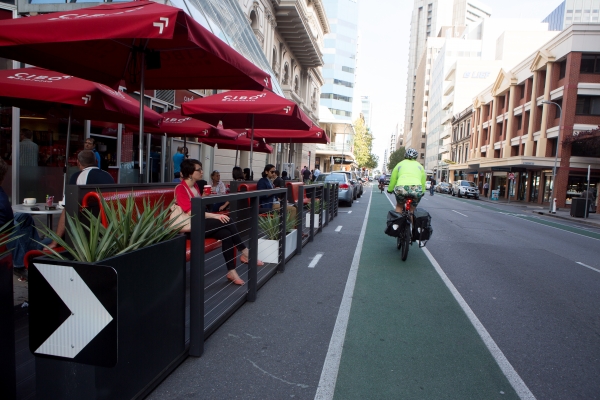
[153,17,169,34]
[82,95,91,104]
[283,106,291,113]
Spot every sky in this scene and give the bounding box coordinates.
[353,0,565,171]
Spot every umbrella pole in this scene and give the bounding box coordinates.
[235,149,238,166]
[138,51,146,182]
[249,114,255,180]
[62,107,73,199]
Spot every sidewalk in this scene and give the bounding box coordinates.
[476,196,600,228]
[327,191,522,399]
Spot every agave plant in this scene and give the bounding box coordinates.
[258,210,296,241]
[38,191,186,263]
[0,220,24,258]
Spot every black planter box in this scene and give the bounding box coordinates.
[31,235,187,400]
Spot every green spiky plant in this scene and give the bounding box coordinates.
[258,210,296,241]
[0,220,23,257]
[37,191,187,263]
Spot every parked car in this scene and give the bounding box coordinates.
[337,171,363,199]
[435,182,451,194]
[451,180,480,199]
[315,173,354,206]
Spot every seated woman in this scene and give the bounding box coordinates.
[174,159,263,286]
[209,170,229,212]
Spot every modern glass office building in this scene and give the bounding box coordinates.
[319,0,358,123]
[543,0,600,31]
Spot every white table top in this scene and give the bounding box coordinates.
[12,203,64,215]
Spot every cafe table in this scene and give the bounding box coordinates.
[12,203,63,228]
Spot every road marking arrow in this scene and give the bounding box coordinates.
[34,263,113,358]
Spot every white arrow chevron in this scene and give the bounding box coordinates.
[153,17,169,34]
[283,106,291,113]
[34,263,113,358]
[82,94,91,104]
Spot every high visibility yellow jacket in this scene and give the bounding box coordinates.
[387,159,426,192]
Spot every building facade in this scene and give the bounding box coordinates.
[360,95,372,128]
[467,24,600,207]
[543,0,600,31]
[319,0,358,122]
[449,105,473,182]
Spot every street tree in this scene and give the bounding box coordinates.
[388,147,406,169]
[352,117,378,170]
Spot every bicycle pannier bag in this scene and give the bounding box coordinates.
[413,208,433,243]
[385,210,405,237]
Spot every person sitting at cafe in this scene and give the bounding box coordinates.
[281,171,290,181]
[232,166,245,181]
[174,159,263,285]
[272,170,286,202]
[257,164,297,222]
[210,170,229,212]
[48,150,115,248]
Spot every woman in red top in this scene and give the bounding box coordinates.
[175,159,263,285]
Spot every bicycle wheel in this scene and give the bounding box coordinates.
[397,236,402,249]
[401,223,411,261]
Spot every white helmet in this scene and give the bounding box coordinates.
[405,148,419,160]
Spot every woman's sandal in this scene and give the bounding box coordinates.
[227,274,245,285]
[240,255,264,266]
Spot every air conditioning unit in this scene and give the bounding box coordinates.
[282,163,295,179]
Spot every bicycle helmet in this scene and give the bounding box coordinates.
[405,148,419,160]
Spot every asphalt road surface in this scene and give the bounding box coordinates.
[410,191,600,400]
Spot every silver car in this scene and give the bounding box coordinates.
[316,173,354,206]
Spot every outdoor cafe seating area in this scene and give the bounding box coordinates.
[0,2,336,398]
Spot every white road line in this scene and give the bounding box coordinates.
[335,226,342,232]
[347,211,352,214]
[576,261,600,274]
[308,253,324,269]
[422,248,535,400]
[452,210,468,217]
[315,190,372,400]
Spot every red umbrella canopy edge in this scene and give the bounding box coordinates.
[0,67,162,126]
[0,1,273,92]
[125,109,237,139]
[181,90,313,130]
[236,124,330,144]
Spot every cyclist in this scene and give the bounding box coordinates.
[387,148,426,217]
[378,173,386,192]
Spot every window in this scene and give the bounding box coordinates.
[341,66,355,73]
[554,99,562,118]
[559,60,567,79]
[320,93,353,102]
[421,143,425,148]
[580,54,600,73]
[333,78,354,88]
[520,84,525,99]
[575,96,600,115]
[516,115,523,130]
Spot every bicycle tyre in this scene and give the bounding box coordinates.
[397,236,402,249]
[401,223,410,261]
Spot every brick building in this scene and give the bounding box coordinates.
[466,24,600,207]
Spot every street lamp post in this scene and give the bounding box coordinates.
[340,123,351,171]
[541,100,563,213]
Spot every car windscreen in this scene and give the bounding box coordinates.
[461,181,476,187]
[324,174,346,182]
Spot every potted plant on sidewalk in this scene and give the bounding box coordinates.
[257,210,297,263]
[305,198,327,228]
[31,192,187,400]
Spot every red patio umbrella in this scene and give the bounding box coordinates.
[203,137,273,154]
[181,90,312,173]
[125,109,237,140]
[236,124,330,144]
[0,67,163,195]
[0,1,273,178]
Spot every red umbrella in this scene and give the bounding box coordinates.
[0,1,273,178]
[125,109,237,140]
[182,90,312,173]
[0,67,163,195]
[0,1,272,92]
[236,124,330,144]
[0,68,162,126]
[203,137,273,154]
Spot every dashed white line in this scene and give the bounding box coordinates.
[452,210,468,217]
[347,211,352,214]
[335,226,343,232]
[308,252,323,269]
[576,261,600,274]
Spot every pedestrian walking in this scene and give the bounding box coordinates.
[483,182,489,197]
[430,177,436,196]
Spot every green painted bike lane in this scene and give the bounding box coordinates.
[332,192,521,400]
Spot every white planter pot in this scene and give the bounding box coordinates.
[258,229,298,263]
[306,211,325,229]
